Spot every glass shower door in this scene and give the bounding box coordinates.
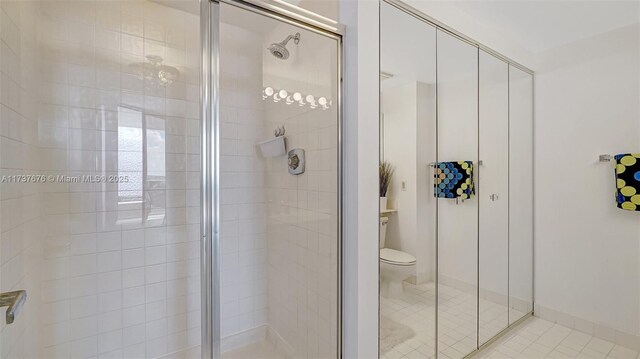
[214,2,341,358]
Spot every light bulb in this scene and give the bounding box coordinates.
[319,97,329,110]
[293,92,302,101]
[264,87,274,96]
[279,90,288,99]
[305,95,317,108]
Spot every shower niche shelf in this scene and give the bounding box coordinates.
[258,136,286,157]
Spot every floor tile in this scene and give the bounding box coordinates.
[380,281,633,359]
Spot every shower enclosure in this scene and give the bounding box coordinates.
[379,1,533,358]
[202,1,342,358]
[0,0,342,357]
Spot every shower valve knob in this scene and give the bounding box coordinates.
[287,149,305,175]
[288,155,299,169]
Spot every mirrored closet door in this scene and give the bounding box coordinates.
[379,1,534,358]
[436,29,479,359]
[478,50,510,345]
[379,2,437,357]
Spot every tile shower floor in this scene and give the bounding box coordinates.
[380,282,638,359]
[222,341,285,359]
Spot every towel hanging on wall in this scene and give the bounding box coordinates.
[434,161,475,200]
[614,153,640,211]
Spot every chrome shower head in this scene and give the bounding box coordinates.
[268,32,300,60]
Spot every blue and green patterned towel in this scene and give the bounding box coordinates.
[434,161,475,200]
[615,153,640,211]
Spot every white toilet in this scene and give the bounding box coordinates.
[379,216,416,297]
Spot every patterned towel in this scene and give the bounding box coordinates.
[614,153,640,211]
[434,161,475,200]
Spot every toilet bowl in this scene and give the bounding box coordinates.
[379,216,416,297]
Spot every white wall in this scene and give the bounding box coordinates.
[382,81,436,283]
[534,23,640,341]
[338,0,380,358]
[383,82,418,255]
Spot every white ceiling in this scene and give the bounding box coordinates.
[450,0,640,54]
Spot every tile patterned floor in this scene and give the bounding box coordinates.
[216,279,639,359]
[380,281,638,359]
[381,281,523,359]
[474,317,639,359]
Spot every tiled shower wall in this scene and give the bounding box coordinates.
[2,1,201,357]
[0,1,43,357]
[263,27,339,358]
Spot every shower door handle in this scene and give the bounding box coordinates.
[489,194,499,201]
[0,290,26,324]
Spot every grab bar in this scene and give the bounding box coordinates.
[0,290,27,324]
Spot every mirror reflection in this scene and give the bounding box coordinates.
[436,29,479,359]
[379,3,533,359]
[379,2,437,358]
[478,50,509,345]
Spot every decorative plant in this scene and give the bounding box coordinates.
[379,161,394,197]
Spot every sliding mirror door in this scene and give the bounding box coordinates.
[379,2,437,358]
[508,66,534,324]
[378,2,534,357]
[436,30,479,359]
[478,50,510,344]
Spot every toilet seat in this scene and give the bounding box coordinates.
[380,248,416,266]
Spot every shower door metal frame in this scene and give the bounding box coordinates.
[200,1,345,358]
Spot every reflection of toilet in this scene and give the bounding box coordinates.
[379,216,416,297]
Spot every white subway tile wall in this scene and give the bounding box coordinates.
[2,1,201,358]
[262,26,339,358]
[2,2,341,358]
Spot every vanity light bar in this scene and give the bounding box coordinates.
[262,86,332,110]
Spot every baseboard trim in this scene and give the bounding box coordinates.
[534,304,640,351]
[439,274,532,314]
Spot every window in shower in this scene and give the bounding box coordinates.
[116,106,167,226]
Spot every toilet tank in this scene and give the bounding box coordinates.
[379,216,389,249]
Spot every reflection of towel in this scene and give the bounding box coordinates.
[614,153,640,211]
[434,161,475,199]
